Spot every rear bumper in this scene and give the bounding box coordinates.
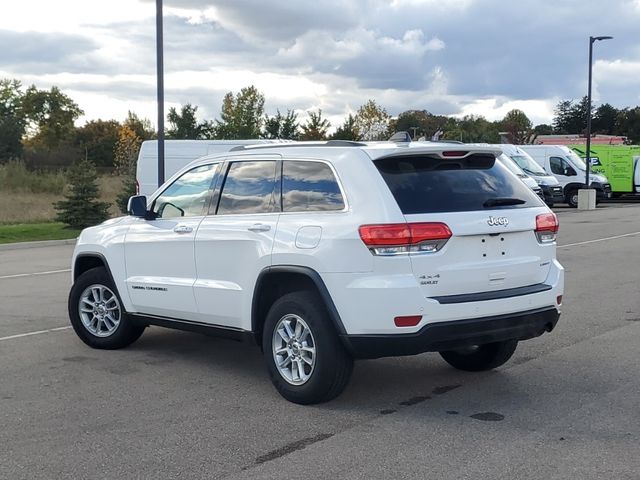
[343,306,560,359]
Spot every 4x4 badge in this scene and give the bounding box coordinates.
[487,216,509,227]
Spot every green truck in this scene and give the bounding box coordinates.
[570,145,640,195]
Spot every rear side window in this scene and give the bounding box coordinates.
[375,154,541,214]
[217,161,278,215]
[282,161,344,212]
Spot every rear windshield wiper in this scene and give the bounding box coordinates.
[483,197,526,208]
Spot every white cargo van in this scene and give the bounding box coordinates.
[497,145,564,206]
[496,154,544,200]
[519,145,612,207]
[136,140,287,196]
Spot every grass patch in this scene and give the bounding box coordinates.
[0,222,80,244]
[0,174,124,224]
[0,160,66,194]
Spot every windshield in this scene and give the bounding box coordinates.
[566,151,587,171]
[510,154,547,175]
[498,154,526,177]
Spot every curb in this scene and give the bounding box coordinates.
[0,238,78,252]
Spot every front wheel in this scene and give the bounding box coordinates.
[566,189,579,208]
[263,291,353,404]
[439,340,518,372]
[68,267,145,349]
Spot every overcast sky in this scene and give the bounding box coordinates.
[1,0,638,129]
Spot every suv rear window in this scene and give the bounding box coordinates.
[375,154,541,214]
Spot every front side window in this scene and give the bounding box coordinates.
[550,156,576,176]
[282,161,344,212]
[217,161,278,215]
[549,157,564,175]
[153,164,219,219]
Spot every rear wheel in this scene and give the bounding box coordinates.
[263,290,353,404]
[439,340,517,372]
[69,267,145,349]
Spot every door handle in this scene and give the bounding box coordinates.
[247,223,271,232]
[173,225,193,234]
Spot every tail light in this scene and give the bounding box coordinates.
[359,222,452,256]
[441,151,468,157]
[535,213,559,243]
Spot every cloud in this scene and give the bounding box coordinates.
[2,0,640,127]
[0,29,102,74]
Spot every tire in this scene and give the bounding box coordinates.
[262,290,353,404]
[439,340,518,372]
[68,267,145,349]
[566,189,579,208]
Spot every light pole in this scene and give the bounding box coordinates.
[585,35,612,188]
[156,0,165,188]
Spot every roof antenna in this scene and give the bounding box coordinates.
[388,131,412,143]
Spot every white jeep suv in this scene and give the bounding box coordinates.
[68,141,564,404]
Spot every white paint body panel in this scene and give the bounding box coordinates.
[73,141,564,342]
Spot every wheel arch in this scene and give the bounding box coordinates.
[74,252,116,286]
[251,265,348,348]
[563,182,584,195]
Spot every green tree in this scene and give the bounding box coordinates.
[441,115,500,143]
[330,114,359,140]
[533,124,554,135]
[616,107,640,144]
[500,109,533,144]
[354,100,391,140]
[592,103,619,135]
[167,103,211,139]
[22,85,83,150]
[55,158,110,229]
[553,97,593,134]
[0,79,26,162]
[263,109,299,139]
[393,110,447,139]
[74,119,120,168]
[113,124,142,213]
[215,86,265,139]
[300,110,330,140]
[124,111,155,141]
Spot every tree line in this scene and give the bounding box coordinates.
[2,78,640,172]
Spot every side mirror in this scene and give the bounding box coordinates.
[564,168,576,177]
[128,195,148,217]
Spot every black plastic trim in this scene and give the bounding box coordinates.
[432,283,552,304]
[252,265,348,337]
[130,314,255,343]
[344,306,560,359]
[229,141,366,152]
[74,252,114,284]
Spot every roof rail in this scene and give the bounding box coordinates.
[229,140,366,152]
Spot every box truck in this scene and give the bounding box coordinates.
[569,145,640,195]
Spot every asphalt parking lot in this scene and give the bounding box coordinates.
[1,203,639,480]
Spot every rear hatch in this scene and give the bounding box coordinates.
[374,149,554,298]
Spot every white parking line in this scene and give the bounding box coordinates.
[559,231,640,248]
[0,325,72,342]
[0,268,71,280]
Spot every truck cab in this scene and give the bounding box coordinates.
[496,145,564,206]
[519,145,612,207]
